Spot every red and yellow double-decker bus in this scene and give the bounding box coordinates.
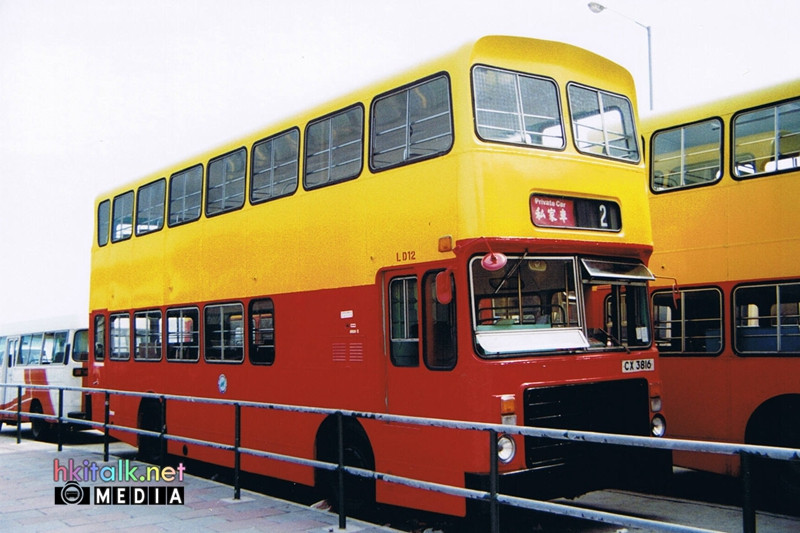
[90,35,666,516]
[644,79,800,503]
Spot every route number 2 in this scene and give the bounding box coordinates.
[599,204,608,228]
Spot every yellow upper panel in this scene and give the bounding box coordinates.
[91,36,650,310]
[643,79,800,286]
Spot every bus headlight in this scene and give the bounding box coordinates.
[497,434,516,463]
[651,415,666,437]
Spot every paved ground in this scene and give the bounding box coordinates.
[3,425,798,533]
[0,427,398,533]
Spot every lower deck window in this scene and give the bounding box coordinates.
[249,299,275,365]
[735,281,800,354]
[167,308,200,361]
[653,288,722,355]
[110,313,131,360]
[471,256,586,355]
[470,255,652,357]
[134,310,162,361]
[72,329,89,362]
[204,303,244,362]
[18,333,43,365]
[423,271,457,370]
[94,315,106,361]
[389,277,419,367]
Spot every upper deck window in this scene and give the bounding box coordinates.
[305,105,363,189]
[136,179,166,235]
[111,191,134,243]
[651,119,723,191]
[733,97,800,178]
[371,75,453,170]
[169,165,203,226]
[568,84,639,162]
[251,129,299,204]
[97,200,110,247]
[207,148,246,216]
[473,66,564,149]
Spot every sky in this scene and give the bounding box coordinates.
[1,0,798,327]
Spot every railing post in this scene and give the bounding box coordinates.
[489,429,500,533]
[159,395,167,468]
[336,411,346,530]
[16,385,22,444]
[103,391,110,462]
[741,452,756,533]
[234,403,241,500]
[57,387,64,452]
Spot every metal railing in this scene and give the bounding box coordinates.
[1,382,798,533]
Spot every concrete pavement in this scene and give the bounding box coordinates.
[0,426,398,533]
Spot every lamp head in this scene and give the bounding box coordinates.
[588,2,606,14]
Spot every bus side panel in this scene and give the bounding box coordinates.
[660,353,736,475]
[373,424,474,516]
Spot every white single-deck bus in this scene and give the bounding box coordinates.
[0,316,89,439]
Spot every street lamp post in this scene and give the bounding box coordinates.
[588,2,653,111]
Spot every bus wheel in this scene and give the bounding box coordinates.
[747,397,800,511]
[30,402,52,441]
[137,398,164,464]
[315,416,376,517]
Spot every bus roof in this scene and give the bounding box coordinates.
[0,315,87,337]
[642,78,800,135]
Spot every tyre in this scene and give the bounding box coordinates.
[315,417,376,516]
[30,402,52,441]
[137,399,165,464]
[747,398,800,513]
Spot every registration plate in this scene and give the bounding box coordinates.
[622,358,654,373]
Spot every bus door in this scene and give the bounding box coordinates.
[383,267,460,509]
[1,337,6,408]
[2,337,19,407]
[384,268,458,415]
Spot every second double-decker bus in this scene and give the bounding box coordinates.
[0,317,90,439]
[644,79,800,505]
[89,35,667,516]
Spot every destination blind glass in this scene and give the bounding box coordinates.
[530,194,621,231]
